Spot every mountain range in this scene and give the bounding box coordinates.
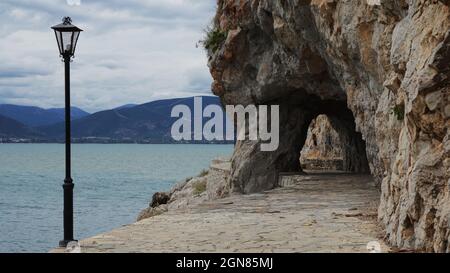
[0,104,89,127]
[0,96,228,143]
[0,114,40,138]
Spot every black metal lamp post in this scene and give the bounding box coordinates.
[51,17,83,247]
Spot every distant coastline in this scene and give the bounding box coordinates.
[0,138,234,144]
[0,96,229,143]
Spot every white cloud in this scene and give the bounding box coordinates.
[0,0,216,112]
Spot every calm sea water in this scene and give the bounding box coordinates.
[0,144,233,253]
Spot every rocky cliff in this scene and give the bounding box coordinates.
[207,0,450,252]
[300,114,344,170]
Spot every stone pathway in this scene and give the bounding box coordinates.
[53,172,389,253]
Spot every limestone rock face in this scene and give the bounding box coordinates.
[208,0,450,252]
[301,115,342,160]
[300,115,343,170]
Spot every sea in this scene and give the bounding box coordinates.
[0,144,233,253]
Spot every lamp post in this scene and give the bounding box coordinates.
[51,17,83,247]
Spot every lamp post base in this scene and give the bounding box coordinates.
[59,239,78,248]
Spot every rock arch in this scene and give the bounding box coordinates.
[228,97,370,194]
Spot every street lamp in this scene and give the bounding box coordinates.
[51,17,83,248]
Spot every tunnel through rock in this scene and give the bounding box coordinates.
[229,98,371,194]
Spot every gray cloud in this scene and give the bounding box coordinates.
[0,0,216,112]
[0,69,50,78]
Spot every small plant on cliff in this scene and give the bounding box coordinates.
[193,180,207,196]
[200,26,228,53]
[391,104,405,121]
[199,169,209,177]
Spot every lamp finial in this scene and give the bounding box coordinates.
[62,17,72,25]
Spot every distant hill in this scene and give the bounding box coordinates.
[0,114,41,138]
[0,104,89,127]
[114,104,138,110]
[40,96,229,143]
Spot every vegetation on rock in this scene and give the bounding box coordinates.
[193,180,207,196]
[201,26,227,53]
[391,104,405,121]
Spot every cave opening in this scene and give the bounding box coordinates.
[296,99,371,174]
[228,97,372,193]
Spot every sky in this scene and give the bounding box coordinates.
[0,0,216,113]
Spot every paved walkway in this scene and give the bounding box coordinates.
[53,172,389,253]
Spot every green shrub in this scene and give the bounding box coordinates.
[199,169,209,177]
[202,27,228,53]
[193,180,207,196]
[391,104,405,121]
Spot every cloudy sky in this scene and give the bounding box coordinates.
[0,0,216,112]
